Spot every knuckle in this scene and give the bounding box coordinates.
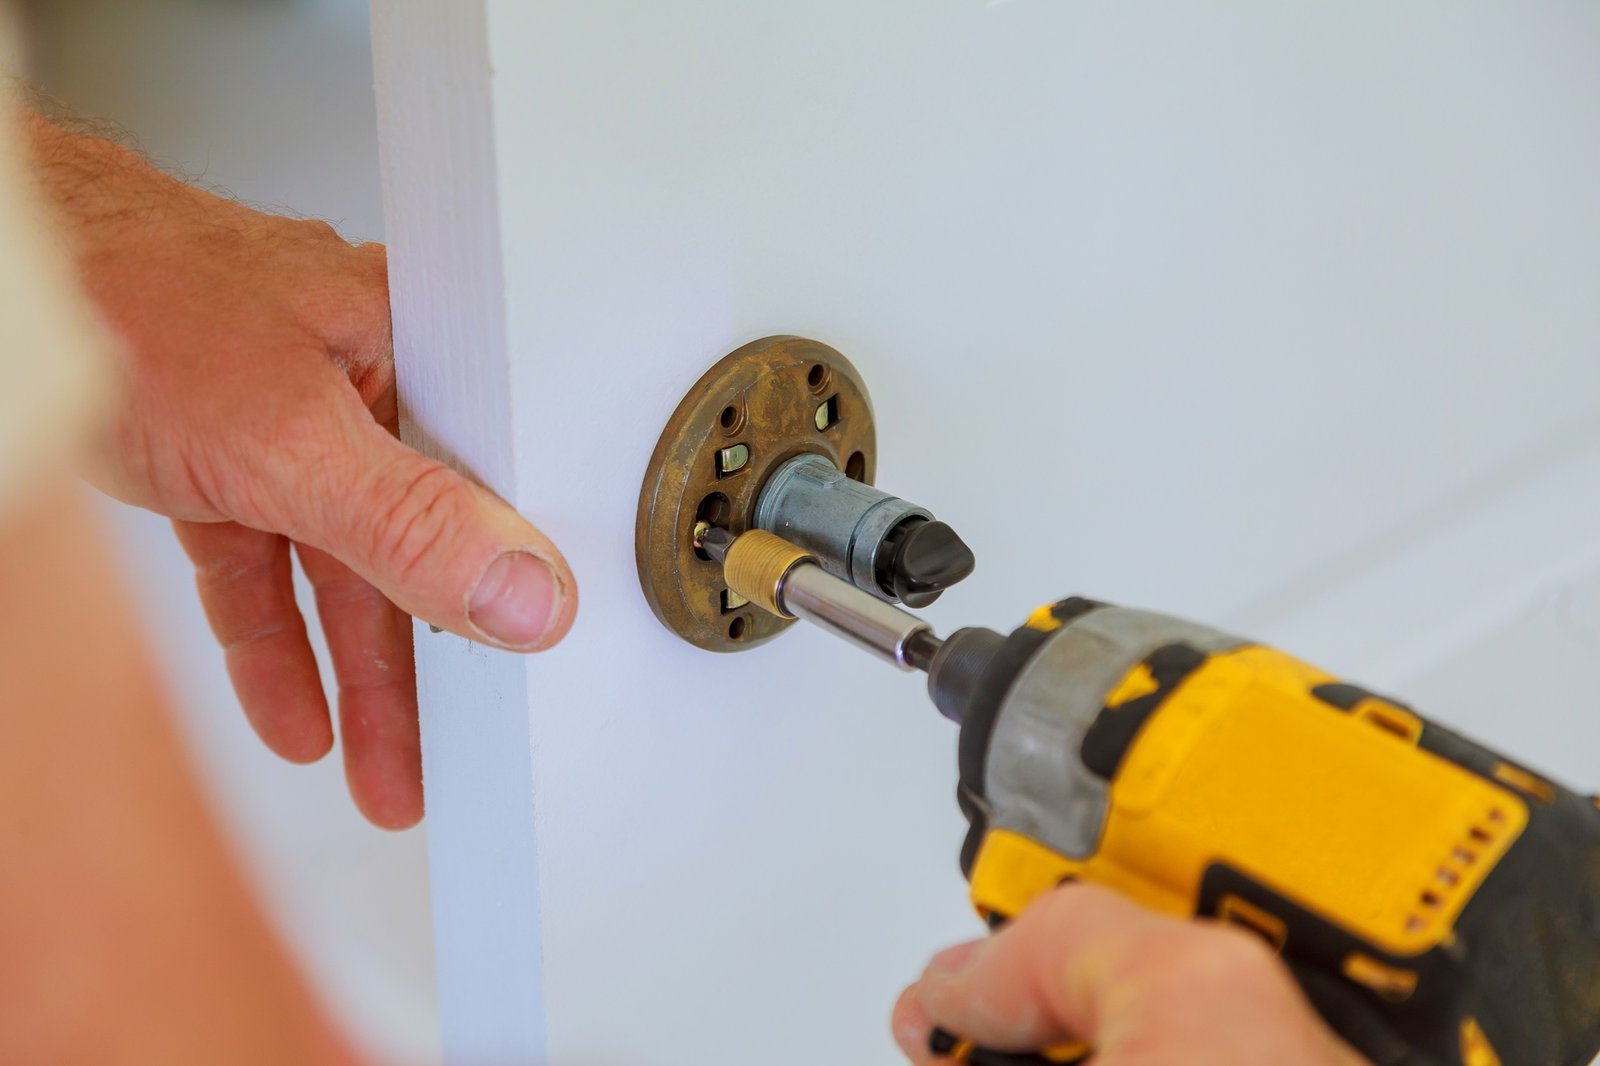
[195,551,275,592]
[1112,920,1277,994]
[353,239,389,271]
[297,217,343,244]
[1200,923,1280,975]
[366,461,473,585]
[1152,921,1286,985]
[292,248,392,358]
[310,572,381,612]
[221,618,294,653]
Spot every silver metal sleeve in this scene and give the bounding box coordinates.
[755,454,931,600]
[776,561,933,670]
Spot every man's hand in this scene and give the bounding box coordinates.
[24,111,578,830]
[892,884,1368,1065]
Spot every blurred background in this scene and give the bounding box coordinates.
[17,1,439,1062]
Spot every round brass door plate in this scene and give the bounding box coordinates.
[636,336,878,652]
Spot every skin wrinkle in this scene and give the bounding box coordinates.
[195,551,279,588]
[337,674,404,696]
[221,618,298,652]
[370,461,464,587]
[218,370,354,535]
[308,576,383,612]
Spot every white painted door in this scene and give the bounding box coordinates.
[372,4,1600,1064]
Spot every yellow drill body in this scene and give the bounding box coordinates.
[929,599,1600,1066]
[971,640,1523,969]
[709,532,1600,1066]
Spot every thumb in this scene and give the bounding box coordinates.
[271,410,577,652]
[909,884,1351,1063]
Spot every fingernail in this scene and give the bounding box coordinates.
[468,551,562,648]
[893,1013,930,1053]
[891,985,934,1059]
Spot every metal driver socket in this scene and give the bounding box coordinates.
[754,454,933,604]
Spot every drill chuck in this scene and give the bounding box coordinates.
[923,627,1007,724]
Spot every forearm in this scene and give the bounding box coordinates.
[21,107,211,234]
[0,482,366,1066]
[12,105,292,518]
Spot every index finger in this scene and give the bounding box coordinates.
[909,884,1176,1053]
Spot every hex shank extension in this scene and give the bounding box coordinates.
[703,529,942,670]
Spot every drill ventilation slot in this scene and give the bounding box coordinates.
[1403,804,1514,938]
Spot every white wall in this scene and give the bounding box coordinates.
[26,3,438,1062]
[400,2,1600,1063]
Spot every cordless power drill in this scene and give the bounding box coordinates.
[700,528,1600,1066]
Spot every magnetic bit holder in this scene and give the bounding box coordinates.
[705,528,941,671]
